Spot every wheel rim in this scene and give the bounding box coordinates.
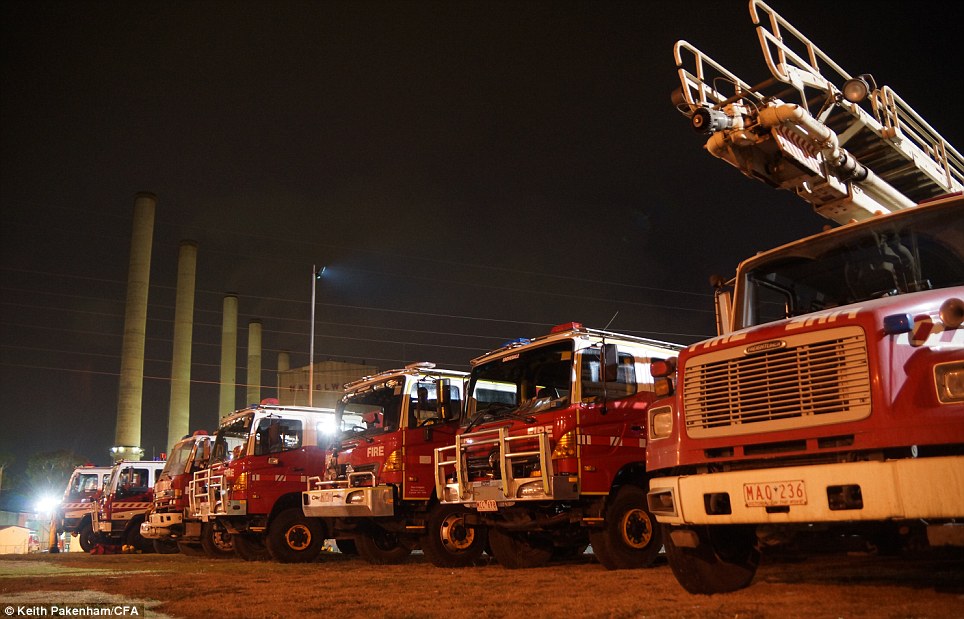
[620,508,654,549]
[439,513,474,552]
[285,524,313,551]
[212,530,233,552]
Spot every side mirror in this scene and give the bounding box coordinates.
[437,379,452,421]
[602,343,619,382]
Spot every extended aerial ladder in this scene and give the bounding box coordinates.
[673,0,963,225]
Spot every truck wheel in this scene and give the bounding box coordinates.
[77,523,95,553]
[663,524,760,594]
[152,539,179,554]
[125,523,154,554]
[589,485,662,569]
[420,504,487,568]
[487,528,553,569]
[233,533,270,561]
[266,508,325,563]
[355,526,413,564]
[200,522,235,559]
[334,539,357,555]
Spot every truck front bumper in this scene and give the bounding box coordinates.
[302,486,396,518]
[648,455,964,525]
[139,512,184,540]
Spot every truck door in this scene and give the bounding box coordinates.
[249,416,309,511]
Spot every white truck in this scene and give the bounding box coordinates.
[91,460,166,552]
[55,465,112,552]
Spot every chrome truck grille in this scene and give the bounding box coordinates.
[682,326,871,438]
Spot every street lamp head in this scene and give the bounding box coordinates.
[315,265,326,280]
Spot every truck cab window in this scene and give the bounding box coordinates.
[254,418,304,455]
[581,348,638,400]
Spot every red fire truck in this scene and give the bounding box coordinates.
[435,323,683,569]
[302,363,482,566]
[189,400,340,562]
[91,460,166,552]
[55,465,112,552]
[140,431,234,557]
[646,0,964,594]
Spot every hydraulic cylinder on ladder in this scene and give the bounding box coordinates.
[672,0,963,225]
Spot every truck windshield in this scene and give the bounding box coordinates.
[735,202,964,329]
[211,413,253,464]
[64,472,101,500]
[160,439,198,478]
[465,340,574,425]
[336,380,404,437]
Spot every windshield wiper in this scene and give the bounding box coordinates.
[464,402,536,433]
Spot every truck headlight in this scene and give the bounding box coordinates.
[551,431,577,458]
[517,481,547,499]
[231,472,248,493]
[935,361,964,403]
[649,405,673,439]
[383,449,404,473]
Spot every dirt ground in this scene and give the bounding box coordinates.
[0,547,961,619]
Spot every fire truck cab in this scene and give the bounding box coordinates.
[139,431,234,557]
[647,0,964,594]
[302,363,480,566]
[189,401,340,562]
[91,460,166,552]
[435,322,683,569]
[55,465,112,552]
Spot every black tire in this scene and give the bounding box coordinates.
[663,524,760,594]
[77,522,95,553]
[355,526,413,564]
[487,528,553,569]
[125,522,154,554]
[334,539,357,555]
[420,504,487,568]
[200,522,236,559]
[233,532,270,561]
[177,542,206,556]
[152,539,179,554]
[266,508,326,563]
[589,485,662,570]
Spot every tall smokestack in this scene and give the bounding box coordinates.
[246,320,262,405]
[166,240,198,449]
[218,294,238,418]
[113,191,156,462]
[277,352,290,403]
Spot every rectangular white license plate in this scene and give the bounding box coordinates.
[743,480,807,507]
[476,499,498,512]
[316,493,332,503]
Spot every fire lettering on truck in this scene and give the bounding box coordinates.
[696,332,748,351]
[526,425,553,435]
[785,308,861,330]
[367,445,384,458]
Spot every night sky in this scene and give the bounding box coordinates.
[2,0,962,476]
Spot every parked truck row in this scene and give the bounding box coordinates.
[52,0,961,595]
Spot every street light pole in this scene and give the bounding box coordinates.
[308,265,325,406]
